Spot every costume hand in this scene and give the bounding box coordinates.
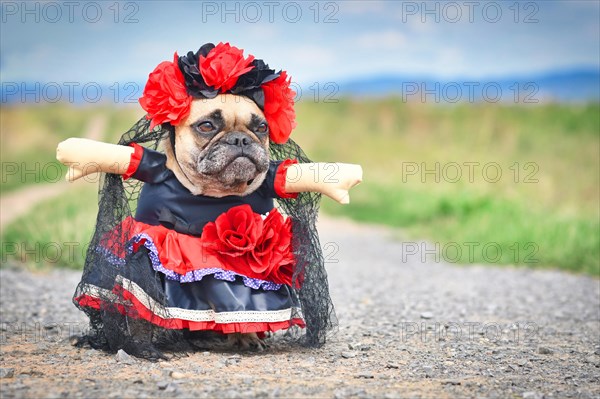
[318,163,363,204]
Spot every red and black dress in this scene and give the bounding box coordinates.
[75,144,305,335]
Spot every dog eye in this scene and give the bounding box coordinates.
[255,122,268,134]
[195,121,215,133]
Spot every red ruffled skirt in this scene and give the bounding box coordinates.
[75,209,305,334]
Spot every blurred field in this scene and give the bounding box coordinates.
[0,104,143,192]
[294,99,599,275]
[1,100,598,274]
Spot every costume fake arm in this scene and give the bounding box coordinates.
[285,163,363,204]
[56,138,134,181]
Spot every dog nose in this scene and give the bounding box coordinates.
[225,132,251,147]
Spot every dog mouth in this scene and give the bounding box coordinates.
[222,155,260,184]
[196,147,268,187]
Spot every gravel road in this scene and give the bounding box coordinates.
[1,218,598,398]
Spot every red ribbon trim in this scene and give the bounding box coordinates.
[122,143,144,180]
[274,159,299,199]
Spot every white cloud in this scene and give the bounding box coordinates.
[245,24,279,38]
[340,1,387,15]
[275,45,336,83]
[403,17,438,34]
[356,30,406,49]
[437,48,466,71]
[2,45,57,81]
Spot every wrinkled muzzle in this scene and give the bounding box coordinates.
[198,132,269,186]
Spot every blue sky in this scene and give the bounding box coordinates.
[1,1,598,85]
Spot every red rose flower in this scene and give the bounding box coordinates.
[247,209,295,277]
[201,205,295,284]
[200,42,255,93]
[202,204,263,258]
[262,71,297,144]
[139,53,192,130]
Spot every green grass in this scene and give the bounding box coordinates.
[1,101,598,275]
[1,185,98,270]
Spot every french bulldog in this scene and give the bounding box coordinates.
[56,42,363,355]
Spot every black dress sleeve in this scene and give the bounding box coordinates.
[256,160,283,198]
[131,148,172,183]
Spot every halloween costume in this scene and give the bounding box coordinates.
[72,43,336,357]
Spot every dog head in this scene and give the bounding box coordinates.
[164,94,270,197]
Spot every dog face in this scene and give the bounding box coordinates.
[164,94,270,197]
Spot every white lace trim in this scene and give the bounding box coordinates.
[81,279,303,323]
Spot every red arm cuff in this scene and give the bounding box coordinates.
[274,159,299,199]
[122,143,144,180]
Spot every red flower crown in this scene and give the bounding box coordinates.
[139,42,297,144]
